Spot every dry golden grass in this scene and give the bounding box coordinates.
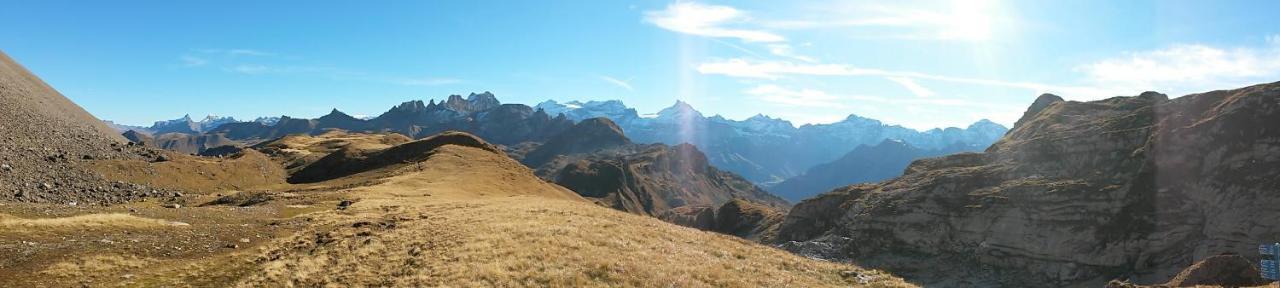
[0,212,186,231]
[40,254,153,279]
[218,145,911,287]
[88,149,289,193]
[233,196,909,287]
[5,140,913,287]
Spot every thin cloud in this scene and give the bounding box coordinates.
[226,49,273,56]
[598,75,634,91]
[644,2,785,43]
[744,84,845,107]
[761,0,1004,42]
[1076,39,1280,95]
[886,77,935,97]
[698,58,1129,100]
[179,55,208,67]
[398,77,462,86]
[228,64,270,74]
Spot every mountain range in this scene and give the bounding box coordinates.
[537,99,1007,185]
[110,95,1006,196]
[768,139,980,202]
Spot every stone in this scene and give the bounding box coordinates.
[161,203,181,209]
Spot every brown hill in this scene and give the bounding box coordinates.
[539,143,789,217]
[150,133,240,155]
[520,117,631,167]
[772,82,1280,286]
[0,50,165,204]
[252,129,411,174]
[287,131,501,183]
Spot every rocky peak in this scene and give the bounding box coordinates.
[1012,93,1065,129]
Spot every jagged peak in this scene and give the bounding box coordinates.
[467,91,497,101]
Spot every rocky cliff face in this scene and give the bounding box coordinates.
[773,82,1280,286]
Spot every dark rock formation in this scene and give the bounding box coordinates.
[772,82,1280,286]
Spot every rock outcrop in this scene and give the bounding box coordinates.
[773,82,1280,286]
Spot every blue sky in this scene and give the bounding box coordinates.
[2,0,1279,129]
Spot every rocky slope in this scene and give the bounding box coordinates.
[0,50,172,204]
[770,139,982,202]
[523,119,789,219]
[771,83,1280,286]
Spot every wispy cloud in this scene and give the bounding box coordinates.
[397,77,462,86]
[228,64,270,74]
[1075,38,1280,95]
[179,55,208,67]
[744,84,846,107]
[644,2,785,43]
[697,58,1130,100]
[761,0,1005,42]
[197,48,275,57]
[886,77,935,97]
[598,75,634,91]
[225,49,273,57]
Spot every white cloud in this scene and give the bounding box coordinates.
[644,2,785,43]
[398,77,461,86]
[198,48,274,57]
[180,55,208,67]
[766,44,816,62]
[761,0,1003,42]
[226,49,273,56]
[598,75,634,91]
[697,58,1139,100]
[886,77,935,97]
[229,64,270,74]
[744,84,845,107]
[698,58,885,79]
[1076,40,1280,94]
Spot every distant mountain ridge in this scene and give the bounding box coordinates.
[538,99,1008,185]
[109,114,240,135]
[769,139,981,202]
[114,94,1005,188]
